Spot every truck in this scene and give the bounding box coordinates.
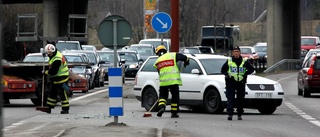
[2,60,89,105]
[200,24,240,56]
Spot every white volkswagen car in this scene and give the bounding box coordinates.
[133,54,284,114]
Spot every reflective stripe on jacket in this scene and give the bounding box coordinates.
[48,51,69,78]
[154,53,182,86]
[227,58,246,81]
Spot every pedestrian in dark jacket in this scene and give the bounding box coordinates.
[221,45,254,120]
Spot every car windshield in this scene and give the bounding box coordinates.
[56,43,80,51]
[83,46,94,51]
[23,56,49,62]
[301,38,316,45]
[305,50,320,60]
[184,48,200,54]
[71,66,85,73]
[128,46,153,56]
[240,48,252,54]
[198,47,213,53]
[85,53,97,64]
[64,55,83,63]
[200,58,227,75]
[119,52,138,62]
[98,52,115,62]
[254,46,267,52]
[140,41,168,50]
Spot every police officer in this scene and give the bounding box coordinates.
[43,42,70,114]
[153,45,189,118]
[221,46,254,120]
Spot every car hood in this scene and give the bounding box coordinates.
[101,62,114,67]
[207,75,278,85]
[257,52,266,56]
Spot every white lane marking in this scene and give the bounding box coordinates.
[2,121,27,131]
[3,89,108,132]
[70,89,108,102]
[277,74,320,127]
[53,129,66,137]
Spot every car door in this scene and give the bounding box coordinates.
[179,58,204,100]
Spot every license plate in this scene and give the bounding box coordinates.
[255,93,272,98]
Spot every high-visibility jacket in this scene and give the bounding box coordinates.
[48,51,69,82]
[227,58,247,81]
[154,53,182,86]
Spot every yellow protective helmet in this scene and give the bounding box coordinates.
[155,45,167,54]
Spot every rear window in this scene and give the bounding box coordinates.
[301,38,316,45]
[56,42,81,51]
[141,58,158,72]
[316,57,320,69]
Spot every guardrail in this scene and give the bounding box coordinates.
[263,59,302,73]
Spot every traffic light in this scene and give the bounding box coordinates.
[145,14,151,27]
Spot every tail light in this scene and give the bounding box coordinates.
[307,56,316,76]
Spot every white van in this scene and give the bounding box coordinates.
[139,38,171,51]
[56,41,82,51]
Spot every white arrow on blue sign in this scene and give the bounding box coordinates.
[151,12,172,33]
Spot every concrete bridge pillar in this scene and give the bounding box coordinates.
[42,0,58,46]
[267,0,300,67]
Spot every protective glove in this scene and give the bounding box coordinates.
[243,75,248,83]
[42,70,49,75]
[184,58,190,67]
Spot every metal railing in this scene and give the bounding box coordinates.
[263,59,302,73]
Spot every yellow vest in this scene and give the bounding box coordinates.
[227,58,246,81]
[154,53,182,86]
[48,51,69,77]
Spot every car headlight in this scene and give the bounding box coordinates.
[129,64,138,68]
[264,55,267,58]
[274,83,282,90]
[78,74,86,78]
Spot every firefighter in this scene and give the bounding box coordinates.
[221,45,254,120]
[42,42,70,114]
[153,45,189,118]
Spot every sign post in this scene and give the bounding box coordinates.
[97,15,132,124]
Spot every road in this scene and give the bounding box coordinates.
[3,72,320,137]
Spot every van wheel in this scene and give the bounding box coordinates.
[142,87,159,112]
[203,88,223,114]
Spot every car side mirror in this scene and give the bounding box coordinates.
[191,69,201,74]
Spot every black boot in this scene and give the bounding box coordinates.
[227,115,232,121]
[171,113,179,118]
[157,108,165,117]
[60,110,69,114]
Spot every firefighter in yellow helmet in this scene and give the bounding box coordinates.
[42,41,70,114]
[221,46,254,120]
[153,45,189,118]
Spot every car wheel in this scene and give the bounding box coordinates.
[303,88,311,97]
[258,106,277,114]
[298,86,303,96]
[142,87,159,112]
[82,90,89,93]
[203,88,223,114]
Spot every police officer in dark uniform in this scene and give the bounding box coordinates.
[221,46,254,120]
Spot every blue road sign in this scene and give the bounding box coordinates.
[151,12,172,33]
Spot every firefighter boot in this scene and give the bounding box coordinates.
[60,110,69,114]
[171,113,179,118]
[157,107,165,117]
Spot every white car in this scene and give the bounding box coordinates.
[133,54,284,114]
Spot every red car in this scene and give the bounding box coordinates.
[239,46,259,66]
[297,53,320,97]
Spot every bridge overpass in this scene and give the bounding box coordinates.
[1,0,302,67]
